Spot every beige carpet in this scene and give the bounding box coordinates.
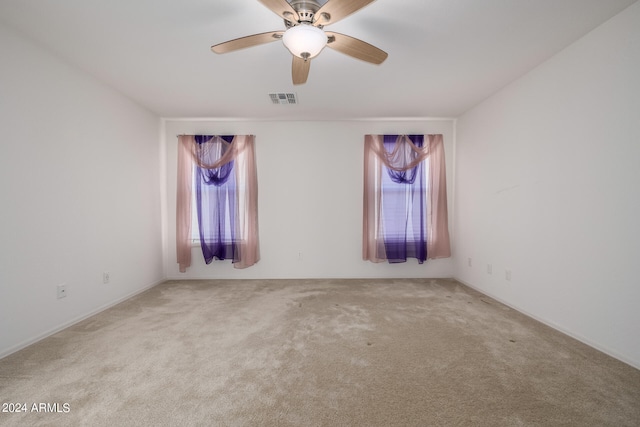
[1,278,639,426]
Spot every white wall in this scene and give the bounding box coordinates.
[0,24,164,357]
[453,3,640,368]
[163,119,455,280]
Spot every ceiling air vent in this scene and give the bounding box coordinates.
[269,92,298,105]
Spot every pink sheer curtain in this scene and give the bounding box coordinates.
[176,135,260,271]
[176,136,193,272]
[362,134,451,263]
[426,136,451,259]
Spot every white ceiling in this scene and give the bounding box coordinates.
[1,0,636,119]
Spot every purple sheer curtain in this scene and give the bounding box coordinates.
[194,135,238,264]
[381,135,427,263]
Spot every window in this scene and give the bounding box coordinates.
[190,136,237,245]
[377,137,428,261]
[189,170,245,245]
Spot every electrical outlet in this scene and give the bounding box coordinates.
[505,269,512,281]
[468,257,472,267]
[487,264,492,274]
[103,272,110,284]
[57,284,67,299]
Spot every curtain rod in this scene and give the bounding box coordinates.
[175,134,254,137]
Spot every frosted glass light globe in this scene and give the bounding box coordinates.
[282,24,328,59]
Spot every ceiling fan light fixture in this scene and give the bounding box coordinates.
[282,24,327,59]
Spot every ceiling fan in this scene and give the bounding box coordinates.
[211,0,388,85]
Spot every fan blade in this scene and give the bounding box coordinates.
[292,56,310,85]
[211,31,284,54]
[325,32,387,64]
[257,0,299,23]
[314,0,376,26]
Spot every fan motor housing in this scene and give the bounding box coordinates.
[286,0,322,27]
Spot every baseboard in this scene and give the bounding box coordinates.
[453,276,640,371]
[0,279,164,360]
